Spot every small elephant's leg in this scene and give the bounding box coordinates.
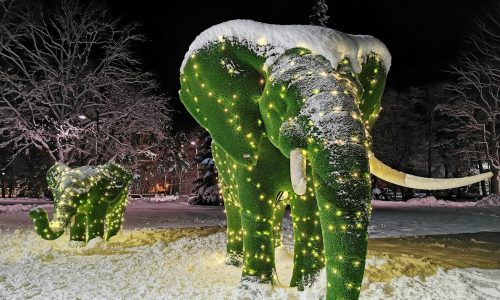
[212,142,243,263]
[70,212,87,242]
[312,146,371,300]
[105,193,128,240]
[86,200,107,241]
[289,171,324,289]
[70,200,91,242]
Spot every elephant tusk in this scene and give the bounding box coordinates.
[368,152,493,190]
[290,148,307,195]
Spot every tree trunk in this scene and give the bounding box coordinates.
[427,118,433,178]
[491,168,500,195]
[478,162,488,196]
[488,119,499,195]
[475,145,488,196]
[426,122,433,196]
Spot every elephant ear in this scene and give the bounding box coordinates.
[46,162,69,191]
[180,42,266,166]
[102,163,132,184]
[356,54,387,134]
[100,162,132,202]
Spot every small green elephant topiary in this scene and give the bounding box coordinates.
[29,162,132,243]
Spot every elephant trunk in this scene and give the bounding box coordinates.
[308,139,371,299]
[29,208,65,240]
[29,200,76,240]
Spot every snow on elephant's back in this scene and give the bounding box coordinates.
[180,19,392,74]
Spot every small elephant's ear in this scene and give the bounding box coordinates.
[103,162,133,182]
[46,162,69,190]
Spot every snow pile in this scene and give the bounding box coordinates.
[363,268,500,300]
[476,194,500,207]
[148,195,179,203]
[372,197,477,208]
[1,228,499,299]
[406,196,477,207]
[182,20,391,74]
[128,195,183,204]
[0,204,52,214]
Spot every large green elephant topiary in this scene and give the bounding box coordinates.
[179,20,492,299]
[29,162,133,243]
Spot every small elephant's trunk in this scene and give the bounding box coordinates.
[29,207,65,240]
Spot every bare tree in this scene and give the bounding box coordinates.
[309,0,330,27]
[437,6,500,194]
[0,0,171,167]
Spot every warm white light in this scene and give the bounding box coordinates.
[78,115,87,120]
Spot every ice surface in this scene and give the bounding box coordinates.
[181,20,391,74]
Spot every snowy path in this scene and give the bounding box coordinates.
[369,205,500,238]
[2,200,500,238]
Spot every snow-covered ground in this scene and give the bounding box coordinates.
[0,228,499,299]
[1,197,500,299]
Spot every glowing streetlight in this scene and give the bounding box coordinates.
[1,171,5,198]
[191,141,199,178]
[78,110,100,163]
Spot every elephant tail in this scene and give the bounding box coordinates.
[29,207,65,240]
[368,152,494,190]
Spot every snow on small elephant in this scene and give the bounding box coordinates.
[29,162,132,243]
[179,20,493,299]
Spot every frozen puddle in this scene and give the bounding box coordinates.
[0,228,499,299]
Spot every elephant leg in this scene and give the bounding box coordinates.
[238,168,276,283]
[312,146,371,300]
[105,193,128,240]
[237,140,289,284]
[70,212,87,242]
[223,185,243,264]
[289,176,324,289]
[212,142,243,264]
[86,200,107,242]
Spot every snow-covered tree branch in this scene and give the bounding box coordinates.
[437,6,500,194]
[0,0,171,167]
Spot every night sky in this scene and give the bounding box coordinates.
[97,0,494,130]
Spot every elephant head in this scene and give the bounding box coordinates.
[179,20,492,299]
[30,162,132,241]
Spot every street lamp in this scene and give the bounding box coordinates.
[191,141,199,178]
[79,109,100,164]
[1,171,5,198]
